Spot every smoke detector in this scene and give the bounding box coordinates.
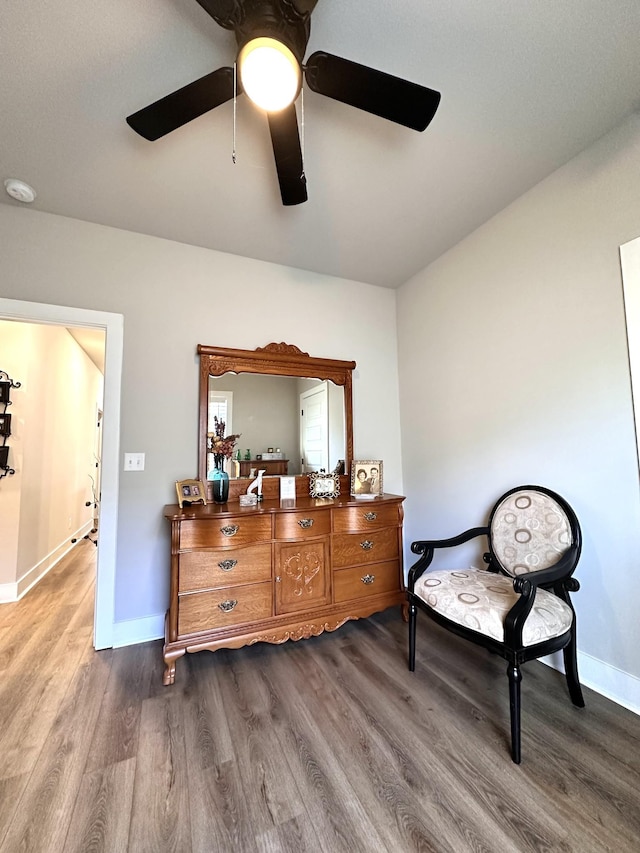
[4,179,37,203]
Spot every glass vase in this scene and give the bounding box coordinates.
[210,454,229,504]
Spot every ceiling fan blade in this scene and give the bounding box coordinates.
[305,51,441,132]
[193,0,240,29]
[126,67,235,141]
[267,105,308,205]
[285,0,319,14]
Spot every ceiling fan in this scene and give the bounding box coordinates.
[126,0,441,206]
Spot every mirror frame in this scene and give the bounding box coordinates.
[198,342,356,500]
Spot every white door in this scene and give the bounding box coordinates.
[300,382,329,473]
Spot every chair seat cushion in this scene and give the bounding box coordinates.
[413,569,573,646]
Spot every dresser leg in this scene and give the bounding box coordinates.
[401,602,409,622]
[163,660,176,685]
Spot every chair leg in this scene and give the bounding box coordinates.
[408,603,417,672]
[563,627,585,708]
[507,663,522,764]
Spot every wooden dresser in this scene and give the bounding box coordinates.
[162,494,405,684]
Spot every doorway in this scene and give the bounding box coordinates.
[300,381,329,473]
[0,298,123,649]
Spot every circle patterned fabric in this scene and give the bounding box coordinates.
[491,490,572,577]
[413,569,573,646]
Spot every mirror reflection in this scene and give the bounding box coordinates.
[207,373,346,479]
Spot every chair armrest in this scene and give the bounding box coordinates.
[509,544,580,589]
[408,526,488,589]
[411,526,489,555]
[504,577,536,647]
[503,546,580,646]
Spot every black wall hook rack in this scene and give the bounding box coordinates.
[0,370,20,479]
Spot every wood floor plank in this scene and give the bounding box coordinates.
[84,641,156,773]
[182,653,261,853]
[0,639,111,853]
[201,647,315,838]
[127,693,192,853]
[255,815,323,853]
[62,758,136,853]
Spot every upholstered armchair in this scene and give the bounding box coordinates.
[407,485,584,763]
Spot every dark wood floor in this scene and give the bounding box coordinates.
[1,541,639,852]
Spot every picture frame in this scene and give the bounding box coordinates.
[0,413,11,437]
[0,382,10,405]
[350,460,383,499]
[308,470,340,499]
[176,479,208,508]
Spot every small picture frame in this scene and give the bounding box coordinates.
[176,479,208,508]
[0,413,11,437]
[309,470,340,498]
[350,460,383,499]
[0,382,10,405]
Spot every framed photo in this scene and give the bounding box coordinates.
[0,382,10,405]
[309,470,340,499]
[0,413,11,437]
[176,479,208,508]
[350,460,383,499]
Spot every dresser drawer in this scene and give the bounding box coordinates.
[178,582,272,635]
[275,509,331,540]
[178,543,272,593]
[179,515,271,549]
[333,560,402,603]
[332,526,399,568]
[332,503,400,533]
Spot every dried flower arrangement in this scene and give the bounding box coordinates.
[208,416,241,461]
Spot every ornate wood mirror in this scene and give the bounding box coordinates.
[198,342,355,501]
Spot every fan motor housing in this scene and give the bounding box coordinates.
[232,1,310,65]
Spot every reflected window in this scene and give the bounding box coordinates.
[208,391,233,433]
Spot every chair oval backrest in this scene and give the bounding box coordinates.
[489,486,578,577]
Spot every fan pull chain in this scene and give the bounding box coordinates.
[232,62,237,164]
[300,86,305,178]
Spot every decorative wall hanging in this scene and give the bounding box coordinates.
[0,369,20,479]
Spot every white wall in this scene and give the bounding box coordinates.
[0,206,402,635]
[0,321,102,596]
[397,112,640,708]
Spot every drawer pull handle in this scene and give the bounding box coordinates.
[363,512,377,522]
[220,524,239,537]
[360,540,374,551]
[218,599,238,612]
[298,518,314,529]
[218,559,237,572]
[361,574,376,585]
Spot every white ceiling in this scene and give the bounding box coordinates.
[2,1,640,288]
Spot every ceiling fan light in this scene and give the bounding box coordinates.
[239,37,301,112]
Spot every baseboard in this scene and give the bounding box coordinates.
[0,524,92,603]
[112,613,165,648]
[541,650,640,717]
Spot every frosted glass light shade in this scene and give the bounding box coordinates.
[239,37,301,112]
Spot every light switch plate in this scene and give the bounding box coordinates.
[124,452,145,471]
